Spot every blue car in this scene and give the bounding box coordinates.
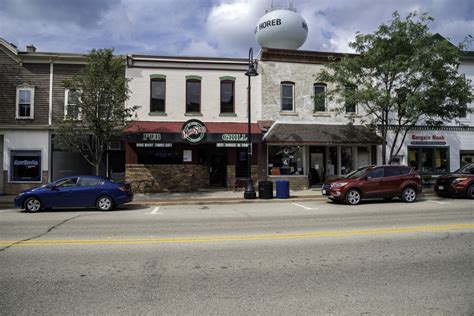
[15,176,133,212]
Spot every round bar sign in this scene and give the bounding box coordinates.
[181,119,207,144]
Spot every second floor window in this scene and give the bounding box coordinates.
[345,84,357,113]
[64,89,81,120]
[314,83,326,112]
[281,82,294,111]
[186,79,201,113]
[16,86,35,119]
[220,80,234,113]
[150,79,166,112]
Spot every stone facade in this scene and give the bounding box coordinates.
[267,175,309,190]
[126,164,209,193]
[259,60,367,124]
[226,165,259,191]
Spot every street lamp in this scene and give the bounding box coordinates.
[244,47,258,199]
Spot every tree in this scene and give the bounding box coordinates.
[55,49,138,175]
[316,11,472,164]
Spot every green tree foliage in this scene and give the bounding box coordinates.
[317,12,472,164]
[55,49,138,175]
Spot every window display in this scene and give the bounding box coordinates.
[268,146,304,175]
[10,150,41,182]
[408,147,449,173]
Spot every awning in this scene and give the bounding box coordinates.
[264,123,382,144]
[123,121,262,144]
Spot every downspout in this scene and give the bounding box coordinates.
[48,59,54,182]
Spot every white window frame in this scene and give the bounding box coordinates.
[313,83,327,112]
[64,88,82,120]
[16,85,35,119]
[280,82,295,112]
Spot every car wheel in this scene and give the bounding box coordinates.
[345,189,361,205]
[467,184,474,199]
[401,187,417,203]
[96,196,114,211]
[24,197,42,212]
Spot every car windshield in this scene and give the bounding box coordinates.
[344,167,369,179]
[453,164,474,174]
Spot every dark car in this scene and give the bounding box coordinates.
[321,165,422,205]
[14,176,133,212]
[434,163,474,198]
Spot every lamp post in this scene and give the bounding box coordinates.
[244,47,258,199]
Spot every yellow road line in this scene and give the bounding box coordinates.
[1,224,473,247]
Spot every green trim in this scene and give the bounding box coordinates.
[150,74,166,80]
[219,113,237,117]
[219,76,236,81]
[148,111,167,116]
[185,75,202,81]
[185,112,203,116]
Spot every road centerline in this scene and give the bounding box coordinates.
[1,223,471,247]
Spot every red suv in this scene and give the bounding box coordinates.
[434,163,474,198]
[322,165,422,205]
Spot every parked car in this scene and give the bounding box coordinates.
[321,165,422,205]
[434,163,474,198]
[14,176,133,212]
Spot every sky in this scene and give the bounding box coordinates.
[0,0,473,57]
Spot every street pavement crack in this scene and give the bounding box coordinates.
[0,213,97,253]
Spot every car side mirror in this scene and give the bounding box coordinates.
[363,176,368,180]
[50,185,59,191]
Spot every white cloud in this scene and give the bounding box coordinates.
[180,40,219,56]
[0,0,472,56]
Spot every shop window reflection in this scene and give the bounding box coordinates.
[268,146,304,175]
[341,146,353,175]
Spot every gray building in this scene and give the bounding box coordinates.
[0,39,123,195]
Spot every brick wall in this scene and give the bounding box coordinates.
[126,164,209,193]
[3,171,48,195]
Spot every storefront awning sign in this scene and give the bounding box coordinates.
[181,119,207,145]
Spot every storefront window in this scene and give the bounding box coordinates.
[268,146,305,176]
[460,151,474,167]
[408,147,449,173]
[137,148,182,164]
[327,146,337,176]
[10,150,41,182]
[341,146,353,175]
[434,148,448,172]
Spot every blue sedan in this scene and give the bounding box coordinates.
[15,176,133,212]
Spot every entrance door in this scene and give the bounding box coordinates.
[209,151,226,187]
[310,153,324,185]
[357,147,370,168]
[0,135,3,194]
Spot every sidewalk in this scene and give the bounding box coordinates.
[0,187,436,208]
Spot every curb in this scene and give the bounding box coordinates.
[0,193,437,208]
[130,192,436,206]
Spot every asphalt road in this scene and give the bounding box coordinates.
[0,197,473,315]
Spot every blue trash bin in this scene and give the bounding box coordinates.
[275,180,290,199]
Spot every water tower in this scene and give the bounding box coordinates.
[255,0,308,50]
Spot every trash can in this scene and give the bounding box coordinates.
[258,181,273,199]
[275,180,290,199]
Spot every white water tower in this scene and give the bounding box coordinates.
[255,1,308,50]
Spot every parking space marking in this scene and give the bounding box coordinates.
[292,203,318,210]
[427,200,451,205]
[148,207,163,215]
